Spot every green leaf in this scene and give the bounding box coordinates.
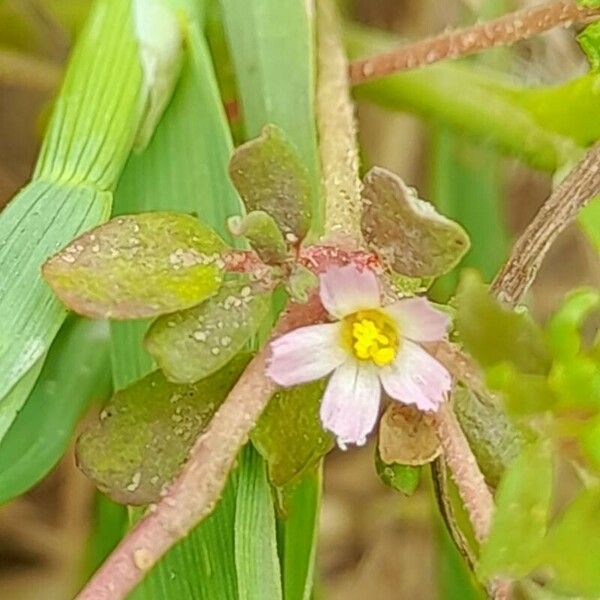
[541,488,600,596]
[546,287,600,360]
[277,470,322,600]
[285,264,319,304]
[252,380,333,488]
[549,355,600,411]
[579,414,600,471]
[108,7,248,598]
[132,0,183,151]
[83,494,128,581]
[453,386,531,487]
[146,278,272,383]
[455,270,550,374]
[43,212,226,320]
[130,475,240,600]
[229,125,313,242]
[219,0,322,234]
[578,0,600,8]
[228,211,289,265]
[76,353,251,505]
[235,444,283,600]
[378,403,441,466]
[478,441,553,579]
[0,0,159,429]
[0,183,110,435]
[0,354,45,444]
[579,197,600,253]
[578,20,600,71]
[0,317,111,505]
[375,452,421,496]
[429,126,507,301]
[485,365,554,416]
[219,3,325,597]
[361,166,470,278]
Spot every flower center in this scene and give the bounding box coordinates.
[342,309,399,367]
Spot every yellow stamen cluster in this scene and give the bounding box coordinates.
[343,310,399,367]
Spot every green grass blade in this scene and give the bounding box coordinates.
[83,494,128,581]
[429,127,507,300]
[0,316,111,504]
[218,0,322,234]
[235,444,283,600]
[278,469,322,600]
[217,2,324,595]
[0,0,147,439]
[0,183,111,438]
[101,6,244,598]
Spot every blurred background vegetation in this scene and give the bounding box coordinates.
[0,0,598,598]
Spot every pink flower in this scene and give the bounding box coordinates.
[267,264,451,449]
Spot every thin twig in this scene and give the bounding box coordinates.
[492,141,600,306]
[349,0,600,85]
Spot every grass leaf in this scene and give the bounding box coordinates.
[0,317,110,504]
[0,0,151,439]
[235,444,283,600]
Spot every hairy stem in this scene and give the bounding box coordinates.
[492,141,600,306]
[316,0,364,246]
[430,403,494,543]
[349,0,600,84]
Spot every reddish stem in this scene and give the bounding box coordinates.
[349,0,600,84]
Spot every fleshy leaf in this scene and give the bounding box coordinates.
[455,271,550,374]
[228,210,289,265]
[252,380,333,488]
[579,414,600,471]
[546,287,600,360]
[43,212,226,319]
[361,166,470,277]
[145,278,272,383]
[378,403,441,466]
[229,124,313,242]
[549,354,600,411]
[485,365,554,416]
[454,385,531,487]
[285,264,319,304]
[541,488,600,596]
[478,441,553,579]
[375,450,421,496]
[76,353,252,505]
[578,20,600,71]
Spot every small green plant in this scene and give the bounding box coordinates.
[1,1,600,599]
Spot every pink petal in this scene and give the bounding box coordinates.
[267,323,347,386]
[320,360,381,449]
[379,340,451,411]
[384,297,450,342]
[319,264,380,319]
